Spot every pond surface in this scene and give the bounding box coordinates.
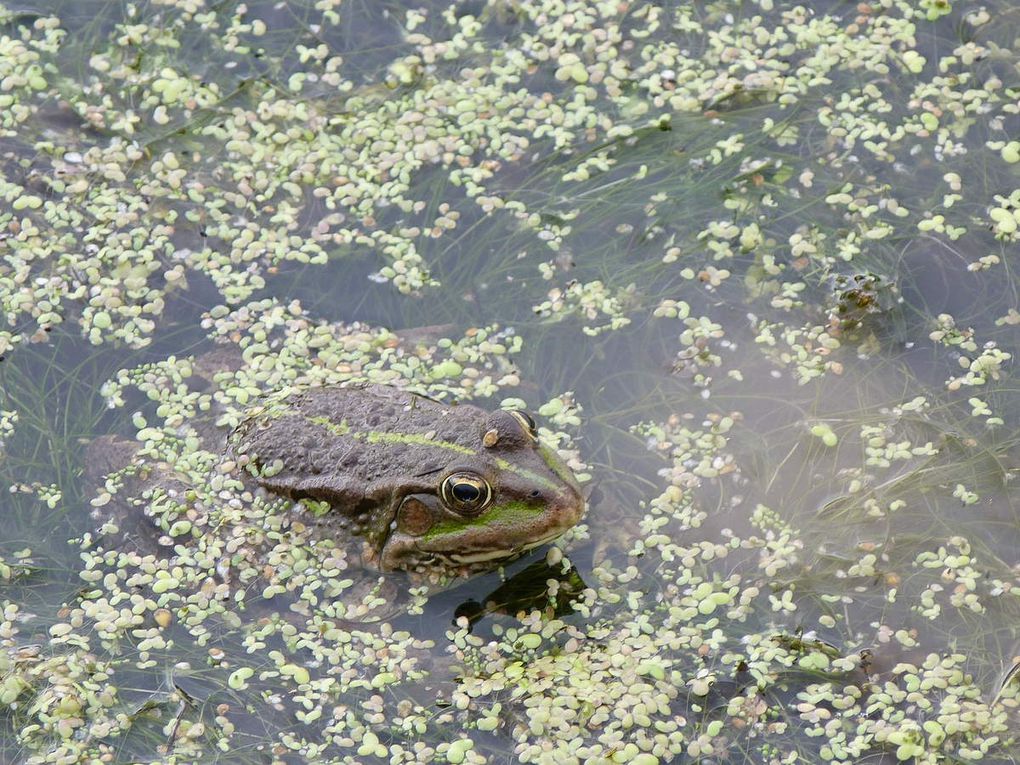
[2,0,1020,762]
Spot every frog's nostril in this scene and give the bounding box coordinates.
[530,490,541,498]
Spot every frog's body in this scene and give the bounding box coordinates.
[230,384,585,578]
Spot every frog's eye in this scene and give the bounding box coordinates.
[440,472,493,515]
[510,410,538,440]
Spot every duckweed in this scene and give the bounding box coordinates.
[1,0,1020,762]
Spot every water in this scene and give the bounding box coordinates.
[2,0,1020,762]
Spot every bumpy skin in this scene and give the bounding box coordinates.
[230,384,585,578]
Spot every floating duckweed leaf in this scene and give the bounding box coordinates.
[2,0,1020,762]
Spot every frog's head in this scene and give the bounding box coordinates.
[378,409,585,577]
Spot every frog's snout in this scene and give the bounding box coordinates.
[544,483,586,539]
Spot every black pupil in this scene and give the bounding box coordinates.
[452,482,481,503]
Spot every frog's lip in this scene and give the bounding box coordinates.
[429,528,569,566]
[444,548,520,565]
[520,528,569,551]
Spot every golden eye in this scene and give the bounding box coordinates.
[440,472,493,515]
[510,410,538,440]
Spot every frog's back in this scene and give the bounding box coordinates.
[231,384,487,494]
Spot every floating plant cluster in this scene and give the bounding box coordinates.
[1,0,1020,763]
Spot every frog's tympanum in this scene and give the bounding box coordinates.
[229,384,585,578]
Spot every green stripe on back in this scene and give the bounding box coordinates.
[365,430,474,455]
[309,415,350,436]
[307,415,474,455]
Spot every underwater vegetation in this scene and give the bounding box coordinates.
[2,0,1020,763]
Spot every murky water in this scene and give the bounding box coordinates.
[2,0,1020,762]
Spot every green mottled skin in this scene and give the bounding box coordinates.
[421,500,546,543]
[230,384,584,578]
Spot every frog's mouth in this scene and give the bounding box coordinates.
[402,539,555,578]
[387,528,568,576]
[434,534,563,571]
[441,528,566,566]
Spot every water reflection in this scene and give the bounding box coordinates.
[452,559,588,631]
[3,0,1020,760]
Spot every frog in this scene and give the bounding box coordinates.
[229,383,586,580]
[86,364,585,591]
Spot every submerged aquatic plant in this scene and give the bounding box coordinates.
[1,0,1020,762]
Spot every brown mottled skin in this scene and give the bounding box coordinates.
[87,381,584,580]
[230,384,585,577]
[232,385,500,495]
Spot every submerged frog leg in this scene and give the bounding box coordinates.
[331,573,410,625]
